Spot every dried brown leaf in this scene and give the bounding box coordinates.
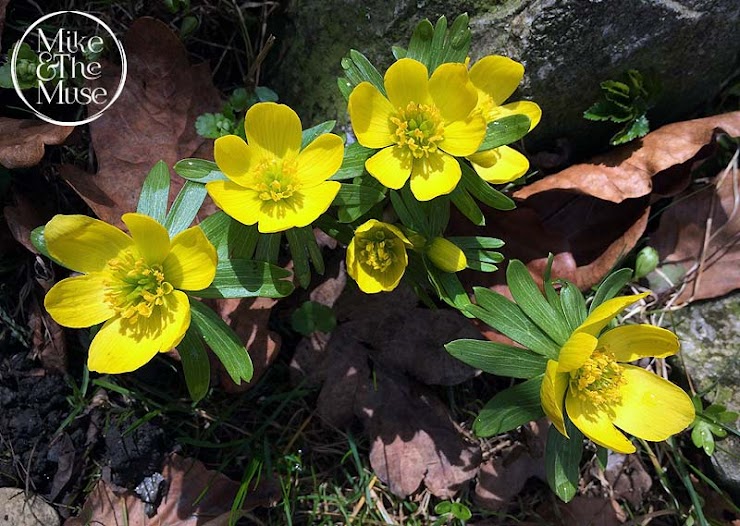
[3,185,55,253]
[652,159,740,303]
[29,299,66,373]
[605,454,652,508]
[537,496,624,526]
[0,118,73,169]
[516,112,740,203]
[64,454,278,526]
[60,17,220,226]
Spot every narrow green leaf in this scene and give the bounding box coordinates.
[406,19,435,67]
[255,232,281,264]
[425,196,450,237]
[476,115,531,152]
[227,220,258,259]
[331,142,375,181]
[199,211,231,259]
[546,418,584,503]
[173,158,227,183]
[301,120,336,149]
[460,163,516,210]
[426,264,471,312]
[445,339,547,378]
[590,268,633,313]
[450,186,485,226]
[560,282,587,332]
[189,299,253,384]
[333,183,385,206]
[391,46,407,60]
[178,326,210,403]
[474,375,545,436]
[137,160,170,223]
[164,181,207,236]
[440,13,471,64]
[197,259,294,298]
[314,215,353,245]
[338,77,353,101]
[349,50,385,96]
[427,15,448,71]
[471,287,560,358]
[448,236,505,250]
[298,226,325,275]
[286,227,311,288]
[507,259,570,345]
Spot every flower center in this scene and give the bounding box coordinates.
[570,348,626,408]
[103,250,174,323]
[390,102,445,159]
[358,228,396,272]
[253,158,300,202]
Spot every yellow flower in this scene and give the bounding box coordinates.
[206,102,343,233]
[346,219,411,293]
[466,55,542,184]
[348,58,487,201]
[541,293,695,454]
[426,237,467,273]
[43,213,217,374]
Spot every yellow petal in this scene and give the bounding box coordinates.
[469,55,524,106]
[162,226,217,291]
[88,290,190,373]
[44,273,115,328]
[541,360,569,436]
[427,237,466,272]
[214,134,255,187]
[469,146,530,184]
[121,213,171,265]
[409,153,461,201]
[245,102,302,160]
[556,332,599,372]
[45,214,133,273]
[566,391,636,454]
[611,365,695,442]
[295,133,344,187]
[384,58,431,108]
[599,325,680,363]
[256,181,340,233]
[498,100,542,131]
[440,115,487,157]
[206,180,264,227]
[428,62,477,122]
[365,146,412,189]
[348,82,395,148]
[353,219,410,245]
[578,292,650,337]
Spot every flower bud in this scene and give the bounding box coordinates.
[427,237,467,273]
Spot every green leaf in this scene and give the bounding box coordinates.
[583,99,633,123]
[178,326,211,403]
[197,259,294,299]
[445,339,547,378]
[559,282,587,332]
[477,115,531,152]
[590,268,633,313]
[439,13,471,65]
[405,19,435,67]
[164,181,207,236]
[448,236,505,250]
[199,211,231,259]
[391,46,407,60]
[426,265,471,312]
[349,50,385,95]
[314,215,354,245]
[331,142,375,181]
[507,259,570,345]
[228,87,250,111]
[255,232,281,264]
[189,299,253,384]
[611,114,650,145]
[291,301,336,335]
[691,421,716,456]
[30,226,54,260]
[255,86,278,102]
[450,186,485,226]
[286,227,311,288]
[460,163,516,210]
[227,220,258,259]
[298,225,324,275]
[471,287,560,358]
[301,120,336,149]
[634,246,659,279]
[173,158,227,183]
[333,183,385,207]
[195,112,233,138]
[137,160,170,224]
[546,418,583,503]
[474,375,545,436]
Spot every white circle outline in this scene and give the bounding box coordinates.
[10,10,127,126]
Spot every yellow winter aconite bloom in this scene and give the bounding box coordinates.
[348,58,487,201]
[466,55,542,184]
[541,293,695,454]
[207,102,343,233]
[43,213,217,374]
[346,219,411,293]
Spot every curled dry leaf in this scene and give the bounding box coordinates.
[64,454,279,526]
[516,112,740,203]
[0,118,74,170]
[59,17,220,227]
[29,298,67,373]
[652,159,740,303]
[604,453,652,508]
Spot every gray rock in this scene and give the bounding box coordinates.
[272,0,739,151]
[672,292,740,498]
[0,487,60,526]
